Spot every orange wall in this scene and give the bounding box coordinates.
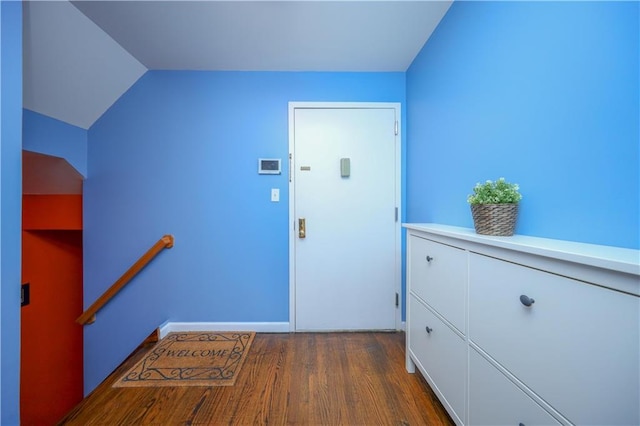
[23,194,82,230]
[21,194,83,424]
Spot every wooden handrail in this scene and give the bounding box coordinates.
[77,234,174,325]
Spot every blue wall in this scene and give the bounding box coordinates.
[28,0,639,399]
[23,109,88,177]
[407,1,639,249]
[83,71,405,392]
[0,1,22,424]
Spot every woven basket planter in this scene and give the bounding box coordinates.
[470,203,519,236]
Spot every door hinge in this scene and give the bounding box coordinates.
[395,292,399,308]
[289,153,292,183]
[395,207,398,222]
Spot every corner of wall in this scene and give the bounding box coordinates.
[1,1,23,423]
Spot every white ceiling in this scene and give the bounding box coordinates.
[23,1,148,130]
[22,0,452,129]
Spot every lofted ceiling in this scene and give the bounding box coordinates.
[22,0,453,130]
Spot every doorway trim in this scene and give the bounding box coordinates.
[288,102,402,332]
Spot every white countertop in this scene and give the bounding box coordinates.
[403,223,640,277]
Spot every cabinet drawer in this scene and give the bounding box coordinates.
[469,253,640,425]
[408,295,466,424]
[469,348,561,426]
[408,235,467,333]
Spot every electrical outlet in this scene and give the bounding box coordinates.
[21,283,30,307]
[271,188,280,202]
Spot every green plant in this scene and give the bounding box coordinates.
[467,177,522,205]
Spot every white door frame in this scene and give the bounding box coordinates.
[288,101,402,332]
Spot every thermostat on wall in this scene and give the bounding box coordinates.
[258,158,281,175]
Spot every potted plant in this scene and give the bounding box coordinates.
[467,177,522,236]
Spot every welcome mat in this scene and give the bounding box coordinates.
[113,331,255,388]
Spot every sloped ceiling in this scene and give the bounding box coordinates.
[22,1,147,130]
[22,0,452,130]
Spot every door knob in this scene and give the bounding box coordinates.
[298,218,306,239]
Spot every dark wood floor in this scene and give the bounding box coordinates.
[59,332,454,425]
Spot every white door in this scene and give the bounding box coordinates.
[289,103,400,331]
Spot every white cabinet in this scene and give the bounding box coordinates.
[408,295,466,424]
[405,223,640,426]
[407,234,468,424]
[469,253,639,425]
[409,235,467,333]
[469,348,561,426]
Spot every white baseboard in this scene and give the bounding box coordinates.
[158,321,405,338]
[159,322,290,338]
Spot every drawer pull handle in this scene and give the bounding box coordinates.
[426,256,434,262]
[520,295,535,307]
[425,326,433,334]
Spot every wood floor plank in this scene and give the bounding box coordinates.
[58,332,454,426]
